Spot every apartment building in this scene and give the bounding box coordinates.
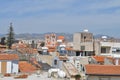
[94,40,120,55]
[73,29,94,56]
[0,54,19,74]
[45,34,56,47]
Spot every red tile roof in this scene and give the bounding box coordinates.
[66,47,73,51]
[19,61,37,73]
[0,54,19,60]
[58,36,64,40]
[93,56,105,62]
[85,64,120,76]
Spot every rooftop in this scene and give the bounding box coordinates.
[0,53,19,60]
[93,56,105,63]
[63,62,79,77]
[19,61,37,73]
[85,64,120,76]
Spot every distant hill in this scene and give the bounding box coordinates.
[0,34,5,37]
[15,33,73,42]
[0,33,119,42]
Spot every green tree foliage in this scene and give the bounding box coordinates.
[6,23,15,49]
[0,37,6,45]
[40,41,45,47]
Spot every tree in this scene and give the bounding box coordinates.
[75,74,81,80]
[40,41,45,47]
[0,37,6,45]
[6,23,15,49]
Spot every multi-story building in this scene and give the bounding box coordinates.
[73,29,94,56]
[45,34,56,47]
[94,39,120,55]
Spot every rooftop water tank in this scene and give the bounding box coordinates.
[58,70,66,78]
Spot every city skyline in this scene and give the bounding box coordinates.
[0,0,120,37]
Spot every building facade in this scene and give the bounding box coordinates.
[45,34,57,47]
[73,30,94,56]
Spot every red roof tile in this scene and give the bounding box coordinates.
[0,54,19,60]
[58,36,64,40]
[19,61,37,73]
[93,56,105,62]
[85,64,120,76]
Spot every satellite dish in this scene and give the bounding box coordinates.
[58,70,66,78]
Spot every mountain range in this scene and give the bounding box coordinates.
[0,33,119,42]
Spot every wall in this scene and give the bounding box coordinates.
[73,33,81,51]
[52,56,59,68]
[0,61,1,73]
[38,55,53,66]
[80,42,93,51]
[12,60,19,73]
[7,61,12,73]
[87,76,120,80]
[101,42,120,53]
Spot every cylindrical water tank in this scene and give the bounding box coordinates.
[58,70,66,78]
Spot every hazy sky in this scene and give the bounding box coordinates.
[0,0,120,37]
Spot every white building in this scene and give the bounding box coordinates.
[95,41,120,55]
[0,54,19,74]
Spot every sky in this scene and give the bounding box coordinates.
[0,0,120,37]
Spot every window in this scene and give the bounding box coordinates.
[81,46,85,50]
[63,60,66,62]
[54,60,57,65]
[101,47,106,53]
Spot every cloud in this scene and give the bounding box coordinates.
[0,0,120,37]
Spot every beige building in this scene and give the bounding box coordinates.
[73,30,94,56]
[94,40,120,55]
[45,34,56,47]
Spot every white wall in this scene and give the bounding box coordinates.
[7,61,12,73]
[100,42,120,53]
[12,61,18,73]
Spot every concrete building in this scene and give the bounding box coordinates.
[52,56,68,69]
[73,29,94,56]
[0,54,19,74]
[94,40,120,55]
[45,34,56,47]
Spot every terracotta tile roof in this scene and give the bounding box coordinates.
[19,61,37,73]
[47,46,56,52]
[66,47,73,51]
[12,43,27,49]
[85,64,120,76]
[0,54,19,60]
[93,56,105,62]
[18,48,38,54]
[58,36,64,40]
